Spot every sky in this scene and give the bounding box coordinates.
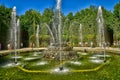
[0,0,119,15]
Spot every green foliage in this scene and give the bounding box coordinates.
[20,9,41,46]
[0,5,11,49]
[20,9,41,32]
[113,2,120,40]
[66,12,74,21]
[39,35,50,47]
[42,8,54,24]
[1,2,120,48]
[114,2,120,20]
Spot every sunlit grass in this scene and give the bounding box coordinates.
[0,52,120,80]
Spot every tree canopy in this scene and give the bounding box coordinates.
[0,2,120,49]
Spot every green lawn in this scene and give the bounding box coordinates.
[0,52,120,80]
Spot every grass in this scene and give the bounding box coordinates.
[0,52,120,80]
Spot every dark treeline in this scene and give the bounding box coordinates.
[0,2,120,49]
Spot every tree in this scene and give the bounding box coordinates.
[114,2,120,21]
[20,9,41,47]
[42,8,54,24]
[0,5,11,49]
[78,6,97,43]
[66,12,74,21]
[113,2,120,41]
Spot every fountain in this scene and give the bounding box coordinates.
[96,6,105,48]
[31,24,40,56]
[79,24,83,47]
[69,61,81,65]
[52,0,62,70]
[96,6,106,62]
[0,1,114,78]
[36,25,40,48]
[24,57,39,61]
[52,67,69,73]
[2,62,21,68]
[17,19,20,49]
[10,6,21,64]
[42,0,78,71]
[36,61,48,66]
[1,7,22,67]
